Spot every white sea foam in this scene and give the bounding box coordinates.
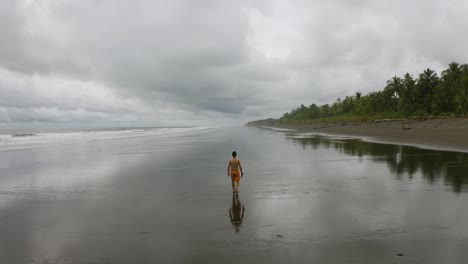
[260,126,296,132]
[0,126,218,152]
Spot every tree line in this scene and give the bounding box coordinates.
[248,62,468,125]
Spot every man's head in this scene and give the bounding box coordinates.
[232,151,237,157]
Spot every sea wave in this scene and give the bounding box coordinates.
[0,126,219,152]
[11,133,36,137]
[259,126,297,132]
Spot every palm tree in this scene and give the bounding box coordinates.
[434,62,461,113]
[399,73,417,114]
[355,91,362,100]
[386,76,403,98]
[417,68,438,113]
[383,76,402,112]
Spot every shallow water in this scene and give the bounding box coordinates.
[1,127,468,263]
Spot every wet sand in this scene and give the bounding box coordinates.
[269,117,468,152]
[1,127,468,263]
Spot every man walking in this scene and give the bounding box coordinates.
[228,151,244,193]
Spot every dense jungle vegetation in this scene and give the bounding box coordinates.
[247,62,468,126]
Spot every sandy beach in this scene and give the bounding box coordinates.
[1,127,468,263]
[267,117,468,153]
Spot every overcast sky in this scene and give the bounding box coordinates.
[1,0,467,126]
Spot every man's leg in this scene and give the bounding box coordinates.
[231,180,235,192]
[235,180,240,192]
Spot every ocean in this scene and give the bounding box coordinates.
[0,126,217,152]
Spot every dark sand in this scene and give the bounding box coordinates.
[270,117,468,152]
[1,127,468,263]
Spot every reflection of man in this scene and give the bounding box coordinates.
[229,193,245,233]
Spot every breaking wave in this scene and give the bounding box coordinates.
[0,126,219,152]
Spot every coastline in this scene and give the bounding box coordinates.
[255,117,468,153]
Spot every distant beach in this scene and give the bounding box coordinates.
[259,117,468,153]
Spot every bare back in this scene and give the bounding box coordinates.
[229,158,240,171]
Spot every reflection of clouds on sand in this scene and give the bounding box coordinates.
[0,142,151,261]
[229,193,245,233]
[0,129,216,263]
[0,128,217,206]
[0,149,121,213]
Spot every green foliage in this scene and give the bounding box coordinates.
[268,62,468,123]
[245,118,280,126]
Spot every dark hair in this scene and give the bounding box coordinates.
[232,151,237,157]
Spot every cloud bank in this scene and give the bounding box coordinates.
[1,0,467,126]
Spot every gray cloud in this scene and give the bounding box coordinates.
[0,0,467,125]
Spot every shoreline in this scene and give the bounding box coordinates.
[256,117,468,153]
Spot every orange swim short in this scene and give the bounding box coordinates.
[230,171,241,182]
